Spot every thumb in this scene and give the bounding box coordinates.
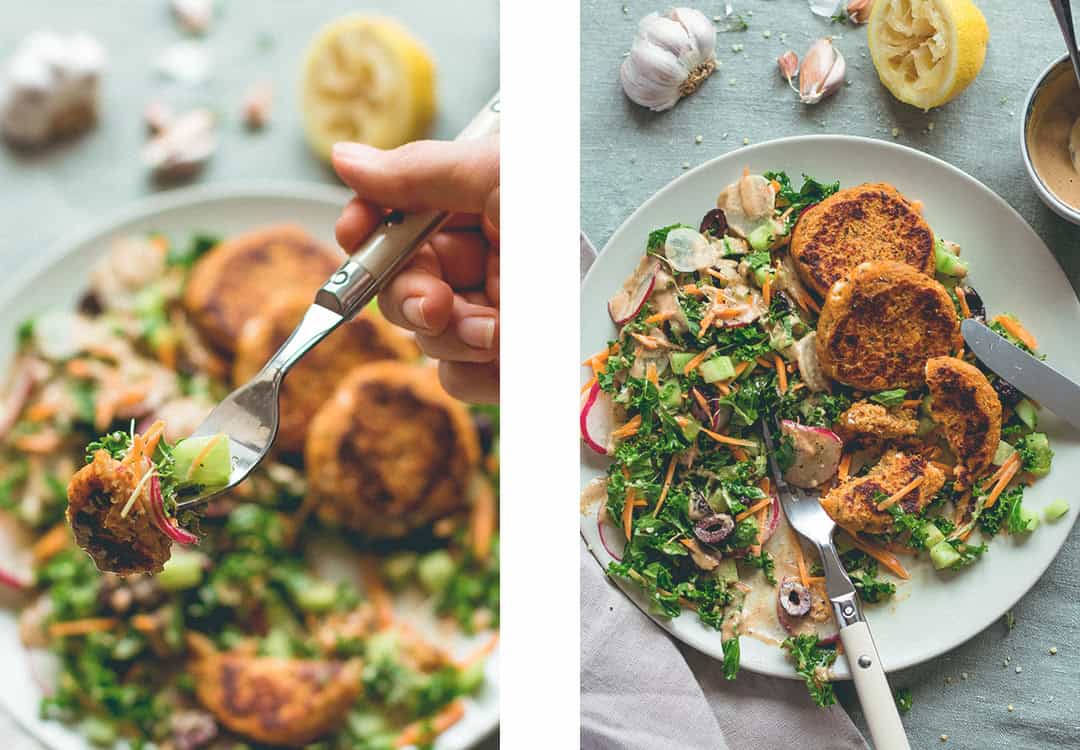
[332,135,499,215]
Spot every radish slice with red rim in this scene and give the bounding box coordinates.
[597,508,624,562]
[608,256,658,324]
[664,227,718,273]
[780,420,842,488]
[149,474,198,545]
[580,382,615,456]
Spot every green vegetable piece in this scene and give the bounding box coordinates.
[919,394,933,417]
[1044,499,1070,521]
[992,440,1016,467]
[418,550,455,594]
[708,487,730,513]
[458,660,486,694]
[1017,507,1039,532]
[748,224,773,252]
[296,580,338,613]
[700,355,736,383]
[155,548,206,591]
[659,379,683,409]
[934,238,968,277]
[173,433,231,488]
[869,388,907,407]
[669,351,696,374]
[714,558,739,584]
[79,717,117,747]
[922,522,945,550]
[929,539,962,570]
[1017,432,1052,477]
[1015,399,1038,431]
[383,552,418,587]
[678,415,702,442]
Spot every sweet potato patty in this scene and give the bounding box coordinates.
[233,295,418,453]
[790,182,934,297]
[305,362,479,538]
[926,356,1002,483]
[183,225,343,353]
[816,260,962,391]
[821,450,945,535]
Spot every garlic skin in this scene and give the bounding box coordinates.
[620,8,717,112]
[0,31,106,147]
[799,38,845,105]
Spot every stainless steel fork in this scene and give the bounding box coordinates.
[761,419,910,750]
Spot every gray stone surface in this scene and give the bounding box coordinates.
[0,1,497,748]
[582,2,1079,748]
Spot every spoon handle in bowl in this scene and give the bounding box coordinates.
[1050,0,1080,85]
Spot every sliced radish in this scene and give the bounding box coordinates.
[597,508,624,562]
[0,511,34,594]
[580,382,615,456]
[781,420,842,488]
[793,333,830,393]
[0,362,40,440]
[608,256,658,324]
[775,575,839,645]
[25,647,61,697]
[149,474,198,545]
[759,493,781,544]
[664,227,718,272]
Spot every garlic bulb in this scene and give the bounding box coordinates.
[620,8,717,112]
[799,38,845,105]
[0,31,106,147]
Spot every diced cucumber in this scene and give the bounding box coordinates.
[769,326,794,352]
[934,238,968,277]
[700,355,736,383]
[156,548,206,591]
[660,379,683,409]
[417,550,455,594]
[382,552,418,587]
[992,440,1016,467]
[1015,399,1038,431]
[753,265,772,287]
[79,717,117,747]
[173,433,231,488]
[922,522,946,550]
[1017,432,1052,477]
[295,580,338,614]
[708,487,730,513]
[929,540,961,570]
[1018,507,1040,532]
[669,351,696,374]
[748,225,773,252]
[457,659,486,693]
[679,415,702,442]
[1044,499,1070,522]
[714,558,739,584]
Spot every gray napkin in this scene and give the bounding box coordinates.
[579,233,868,750]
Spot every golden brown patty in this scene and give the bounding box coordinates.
[305,362,480,538]
[187,634,360,747]
[183,225,344,353]
[816,260,962,390]
[67,451,172,575]
[926,356,1002,483]
[233,295,418,453]
[821,450,945,535]
[790,183,935,297]
[835,400,919,444]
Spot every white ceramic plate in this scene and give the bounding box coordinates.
[580,135,1080,680]
[0,183,498,749]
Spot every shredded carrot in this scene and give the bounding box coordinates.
[65,359,95,378]
[714,381,731,396]
[735,496,772,523]
[993,315,1037,351]
[805,576,827,584]
[470,476,496,561]
[14,430,61,453]
[714,306,748,320]
[395,700,466,748]
[646,361,658,386]
[682,347,714,375]
[32,524,70,563]
[770,178,782,194]
[681,284,705,297]
[652,455,679,517]
[25,402,58,422]
[622,490,636,540]
[459,634,499,669]
[901,399,922,409]
[793,537,810,588]
[142,420,166,456]
[731,447,749,462]
[800,289,821,314]
[875,476,925,511]
[732,361,751,379]
[755,356,774,369]
[956,287,972,319]
[691,388,710,415]
[580,375,597,394]
[610,414,642,439]
[630,331,660,350]
[840,530,910,579]
[360,557,395,629]
[644,310,676,325]
[837,453,851,482]
[762,275,773,307]
[48,618,117,638]
[699,427,757,448]
[984,454,1021,509]
[774,354,787,393]
[583,349,610,368]
[130,614,159,633]
[185,434,223,482]
[753,505,767,553]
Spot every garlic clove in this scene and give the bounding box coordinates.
[778,50,799,90]
[670,7,716,63]
[799,38,845,105]
[621,42,684,111]
[620,8,717,112]
[846,0,873,24]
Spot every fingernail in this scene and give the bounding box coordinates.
[458,316,495,350]
[332,141,379,160]
[402,298,428,330]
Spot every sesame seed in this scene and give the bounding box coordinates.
[695,135,703,144]
[763,30,771,39]
[682,162,690,170]
[944,676,953,684]
[1015,666,1022,673]
[1050,647,1058,655]
[731,44,744,53]
[891,128,900,138]
[729,78,737,86]
[961,672,968,680]
[1007,704,1014,712]
[742,137,749,145]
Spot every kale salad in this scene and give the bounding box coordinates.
[580,170,1063,706]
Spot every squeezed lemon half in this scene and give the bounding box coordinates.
[301,15,436,161]
[868,0,989,111]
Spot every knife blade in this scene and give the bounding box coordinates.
[961,318,1080,431]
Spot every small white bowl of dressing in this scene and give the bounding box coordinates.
[1022,54,1080,225]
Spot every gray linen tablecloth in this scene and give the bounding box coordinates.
[582,1,1080,748]
[0,2,498,748]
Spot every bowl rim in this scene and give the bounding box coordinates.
[1020,53,1080,226]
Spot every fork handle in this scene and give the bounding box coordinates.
[315,92,501,320]
[840,621,911,750]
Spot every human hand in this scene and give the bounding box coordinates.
[331,135,499,404]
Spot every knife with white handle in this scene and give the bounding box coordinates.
[961,319,1080,431]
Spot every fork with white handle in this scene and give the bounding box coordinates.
[761,418,911,750]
